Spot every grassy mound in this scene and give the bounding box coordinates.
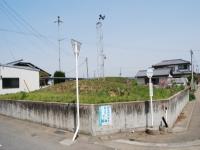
[0,77,184,104]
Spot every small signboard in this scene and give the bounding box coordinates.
[98,105,112,126]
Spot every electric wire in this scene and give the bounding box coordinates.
[0,0,73,57]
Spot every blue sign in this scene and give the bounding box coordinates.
[98,105,112,126]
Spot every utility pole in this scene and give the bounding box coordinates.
[147,68,154,127]
[119,67,122,77]
[85,57,89,79]
[93,71,96,78]
[54,16,63,71]
[190,50,194,90]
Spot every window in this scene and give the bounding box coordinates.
[145,78,159,85]
[152,78,159,84]
[2,78,19,89]
[178,64,188,70]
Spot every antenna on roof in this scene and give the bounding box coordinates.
[6,59,23,65]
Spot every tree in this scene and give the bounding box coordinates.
[53,71,65,84]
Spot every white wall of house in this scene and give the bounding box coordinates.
[0,65,39,95]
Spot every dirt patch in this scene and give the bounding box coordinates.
[175,112,187,123]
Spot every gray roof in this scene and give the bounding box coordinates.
[152,59,190,67]
[0,64,39,72]
[135,68,171,78]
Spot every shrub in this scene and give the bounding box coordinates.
[189,91,196,101]
[53,71,65,84]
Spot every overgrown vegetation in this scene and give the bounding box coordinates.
[0,77,185,104]
[189,90,196,101]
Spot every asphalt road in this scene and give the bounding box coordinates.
[0,115,113,150]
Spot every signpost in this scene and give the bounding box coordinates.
[146,68,154,127]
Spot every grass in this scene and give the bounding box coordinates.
[0,77,185,104]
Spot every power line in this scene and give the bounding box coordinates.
[0,0,74,61]
[0,28,44,37]
[0,3,22,31]
[1,0,43,38]
[65,59,86,77]
[0,0,58,50]
[190,50,194,89]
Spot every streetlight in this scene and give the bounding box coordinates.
[71,39,82,141]
[146,68,154,127]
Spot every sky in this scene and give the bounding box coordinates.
[0,0,200,77]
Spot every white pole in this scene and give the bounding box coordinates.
[72,44,80,141]
[58,39,61,71]
[165,107,168,123]
[149,77,154,127]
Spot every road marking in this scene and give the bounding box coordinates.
[0,144,2,147]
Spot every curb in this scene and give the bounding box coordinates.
[185,100,196,130]
[113,139,200,148]
[172,100,196,133]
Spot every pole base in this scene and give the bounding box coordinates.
[146,127,160,135]
[59,139,75,146]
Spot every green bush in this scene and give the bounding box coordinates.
[53,71,65,84]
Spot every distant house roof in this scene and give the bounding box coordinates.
[6,60,51,77]
[152,59,190,68]
[135,68,171,78]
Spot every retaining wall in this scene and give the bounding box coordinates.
[0,88,189,135]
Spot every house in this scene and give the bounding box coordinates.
[7,59,51,86]
[152,59,191,78]
[135,59,191,86]
[0,64,40,94]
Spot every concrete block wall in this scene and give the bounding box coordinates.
[91,88,189,135]
[0,101,92,134]
[0,88,189,136]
